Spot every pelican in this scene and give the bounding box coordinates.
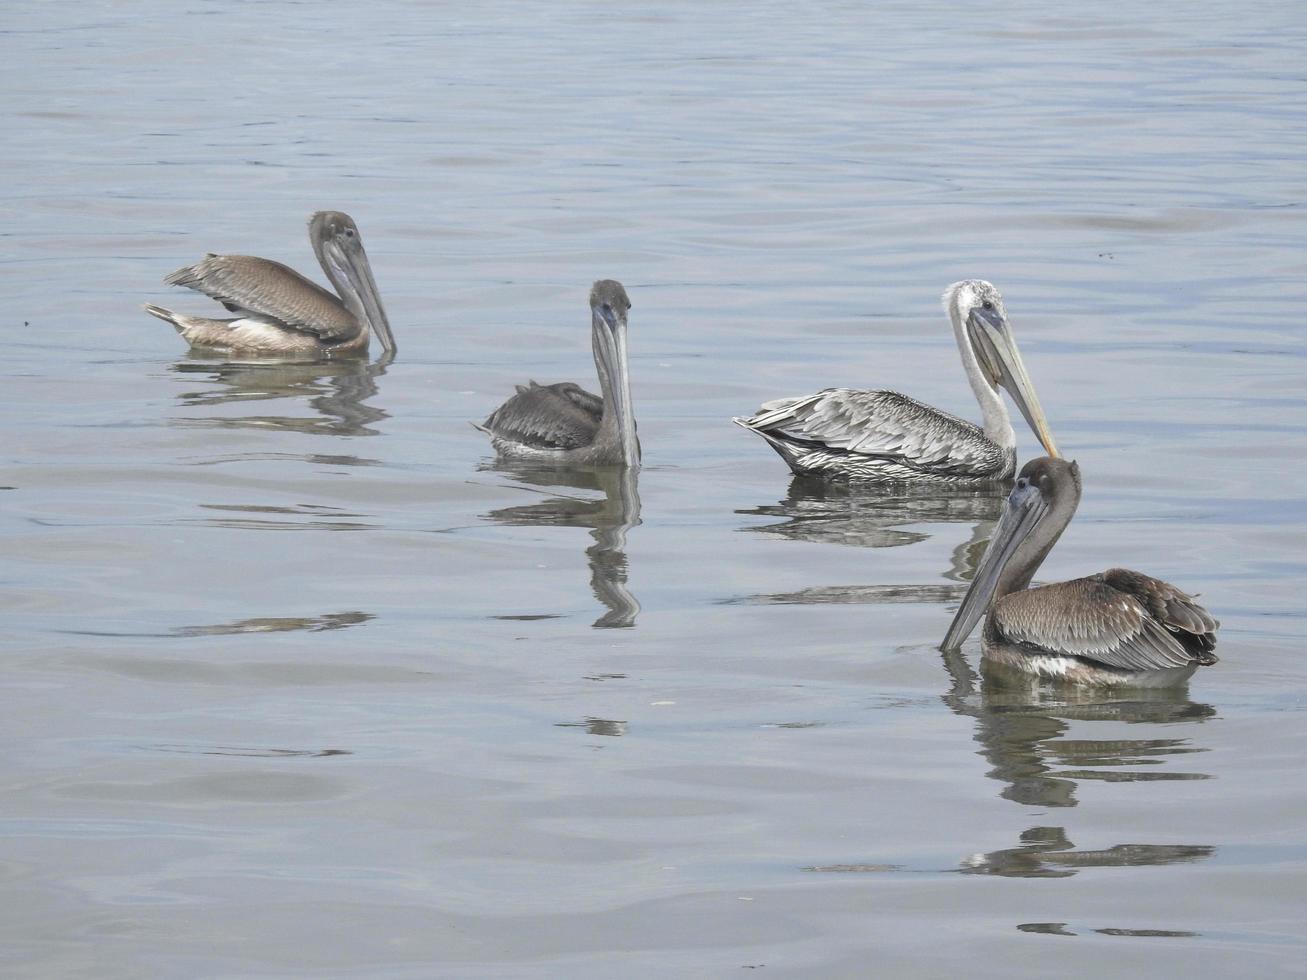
[144,211,395,357]
[941,457,1219,685]
[734,280,1058,483]
[476,280,638,468]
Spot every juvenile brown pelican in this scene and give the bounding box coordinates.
[477,280,638,468]
[734,280,1058,483]
[144,211,395,357]
[941,457,1219,684]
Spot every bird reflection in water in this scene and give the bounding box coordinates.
[940,646,1215,877]
[481,464,641,628]
[172,611,373,636]
[734,477,1004,605]
[63,610,373,638]
[961,825,1213,879]
[1017,922,1197,938]
[169,351,392,441]
[555,717,628,737]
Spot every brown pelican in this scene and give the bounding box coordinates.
[734,280,1058,483]
[941,457,1219,684]
[144,211,395,357]
[477,280,638,468]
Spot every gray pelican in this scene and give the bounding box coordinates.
[144,211,395,357]
[734,280,1058,483]
[941,457,1219,685]
[477,280,638,468]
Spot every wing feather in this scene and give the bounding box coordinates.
[1101,568,1219,659]
[166,254,357,341]
[993,574,1218,672]
[740,388,1004,478]
[552,382,605,419]
[483,382,603,451]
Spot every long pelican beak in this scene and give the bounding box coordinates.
[940,478,1049,650]
[592,305,639,469]
[327,238,396,356]
[967,307,1058,458]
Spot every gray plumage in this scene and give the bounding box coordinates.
[736,388,1011,482]
[144,211,395,357]
[482,381,605,452]
[735,280,1059,483]
[477,280,640,468]
[943,457,1219,684]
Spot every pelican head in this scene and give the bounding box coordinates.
[941,456,1081,650]
[310,211,396,355]
[943,280,1058,458]
[589,279,638,468]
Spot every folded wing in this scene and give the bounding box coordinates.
[740,388,1000,478]
[482,381,604,451]
[994,573,1218,672]
[166,254,358,341]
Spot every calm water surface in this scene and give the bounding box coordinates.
[4,1,1307,976]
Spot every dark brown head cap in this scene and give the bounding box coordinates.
[1016,456,1081,505]
[590,279,631,314]
[309,211,362,242]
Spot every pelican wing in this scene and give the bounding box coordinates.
[741,388,1001,477]
[550,382,605,420]
[1100,568,1219,657]
[993,575,1215,672]
[166,254,357,341]
[482,381,603,451]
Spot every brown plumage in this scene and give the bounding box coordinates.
[166,255,359,342]
[144,211,395,357]
[943,457,1219,684]
[989,572,1218,674]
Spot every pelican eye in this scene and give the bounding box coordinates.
[345,228,356,238]
[1017,477,1029,489]
[982,299,994,311]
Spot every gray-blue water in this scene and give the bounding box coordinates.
[4,1,1307,976]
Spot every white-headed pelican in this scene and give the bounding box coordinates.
[735,280,1057,483]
